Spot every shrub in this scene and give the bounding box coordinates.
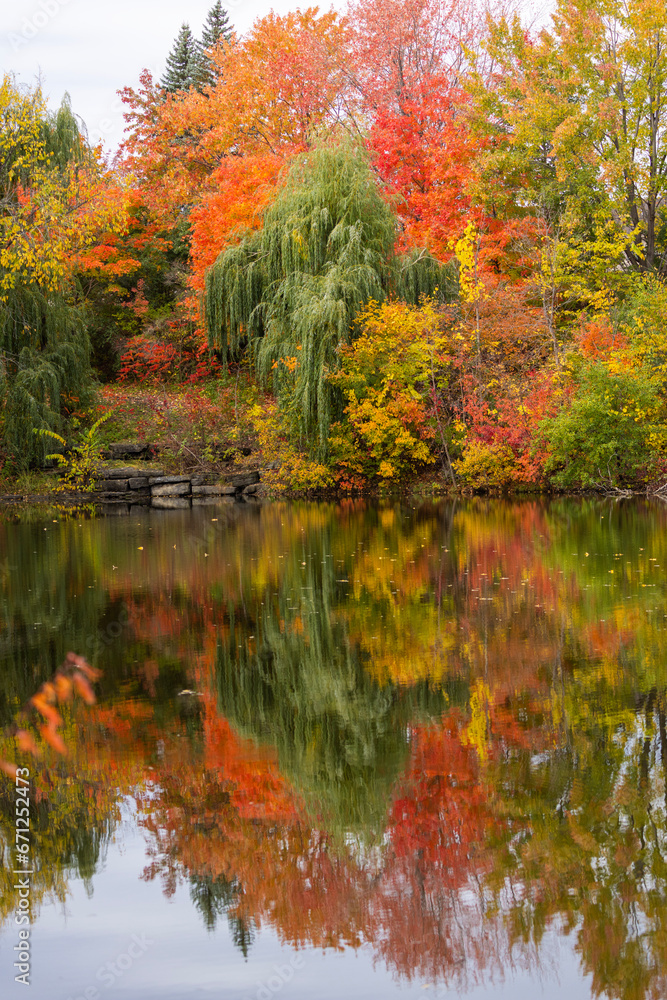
[538,361,666,488]
[454,440,518,490]
[35,412,112,491]
[118,335,221,383]
[250,402,333,494]
[328,300,449,484]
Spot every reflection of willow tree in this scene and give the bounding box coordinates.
[215,529,455,839]
[217,617,407,839]
[0,511,201,728]
[0,518,102,721]
[0,514,142,727]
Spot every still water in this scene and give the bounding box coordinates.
[1,497,667,1000]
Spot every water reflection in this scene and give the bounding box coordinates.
[2,498,667,998]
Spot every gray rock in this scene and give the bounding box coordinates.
[243,483,259,495]
[97,479,129,492]
[98,467,163,479]
[107,442,149,456]
[128,477,150,489]
[148,475,192,486]
[152,497,191,510]
[226,471,260,489]
[151,482,191,497]
[190,476,217,487]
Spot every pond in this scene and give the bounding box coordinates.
[1,497,667,1000]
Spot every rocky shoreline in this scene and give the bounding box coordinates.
[0,441,265,509]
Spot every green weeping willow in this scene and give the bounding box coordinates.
[205,141,456,452]
[0,79,94,469]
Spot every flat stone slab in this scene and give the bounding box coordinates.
[190,476,220,487]
[97,467,164,479]
[97,479,130,492]
[107,442,150,455]
[192,485,236,496]
[128,477,150,489]
[152,497,191,510]
[148,475,191,486]
[152,482,191,497]
[225,471,260,489]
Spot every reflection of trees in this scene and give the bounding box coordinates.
[0,517,108,723]
[0,713,122,924]
[189,871,256,953]
[7,498,667,994]
[484,675,667,1000]
[216,611,409,840]
[368,716,511,990]
[214,505,458,839]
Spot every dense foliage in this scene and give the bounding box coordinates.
[206,142,453,451]
[0,76,122,469]
[6,0,667,489]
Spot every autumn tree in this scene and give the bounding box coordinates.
[122,8,350,219]
[205,140,452,451]
[348,0,512,259]
[118,8,353,347]
[476,0,667,291]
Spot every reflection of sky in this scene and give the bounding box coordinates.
[1,810,595,1000]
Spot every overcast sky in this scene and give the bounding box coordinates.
[1,0,343,151]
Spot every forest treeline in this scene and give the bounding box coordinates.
[3,0,667,491]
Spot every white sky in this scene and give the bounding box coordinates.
[0,0,343,152]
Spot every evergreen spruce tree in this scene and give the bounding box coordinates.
[195,2,233,90]
[160,23,198,93]
[202,1,232,48]
[205,141,455,454]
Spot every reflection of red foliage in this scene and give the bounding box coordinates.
[368,715,506,986]
[389,715,495,866]
[201,693,299,823]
